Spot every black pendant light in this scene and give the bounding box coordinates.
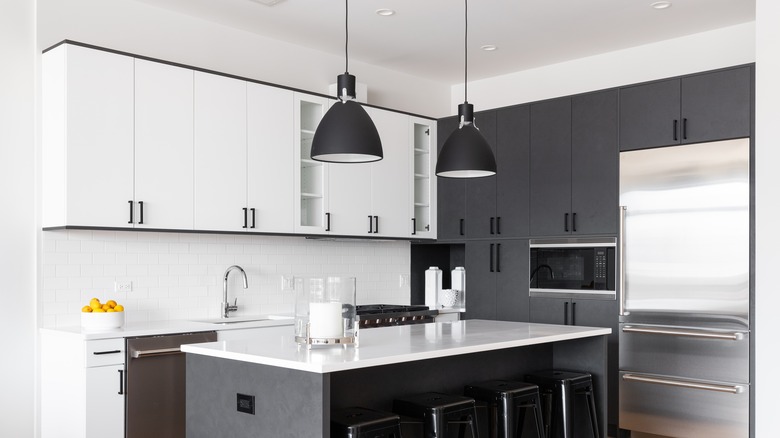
[310,0,383,163]
[436,0,496,178]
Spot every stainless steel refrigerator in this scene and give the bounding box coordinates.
[618,138,750,438]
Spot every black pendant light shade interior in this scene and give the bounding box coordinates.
[435,0,497,178]
[310,1,383,163]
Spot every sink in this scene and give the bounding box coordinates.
[191,315,293,325]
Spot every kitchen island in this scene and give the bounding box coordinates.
[183,320,610,437]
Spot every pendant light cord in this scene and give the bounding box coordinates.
[345,0,349,74]
[464,0,468,103]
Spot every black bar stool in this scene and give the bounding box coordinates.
[393,392,480,437]
[524,370,599,438]
[331,406,402,438]
[464,380,545,438]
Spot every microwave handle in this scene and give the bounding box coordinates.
[619,206,629,316]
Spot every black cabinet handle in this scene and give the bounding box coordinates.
[497,217,501,235]
[373,216,379,234]
[138,201,144,225]
[411,218,417,235]
[93,350,121,356]
[572,212,577,232]
[459,218,465,236]
[490,217,495,235]
[128,200,133,224]
[683,118,688,140]
[564,213,569,232]
[368,215,373,234]
[326,212,331,231]
[242,208,248,229]
[496,243,501,273]
[673,119,678,141]
[118,369,124,395]
[572,302,577,325]
[250,208,256,229]
[489,244,495,273]
[564,301,569,325]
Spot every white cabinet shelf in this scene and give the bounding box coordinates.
[410,117,437,238]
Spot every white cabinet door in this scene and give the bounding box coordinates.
[369,108,411,238]
[247,83,294,233]
[294,93,330,234]
[134,59,194,230]
[410,117,437,239]
[194,72,248,231]
[86,364,125,438]
[43,44,134,228]
[328,160,372,235]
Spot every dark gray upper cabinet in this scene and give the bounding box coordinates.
[529,97,573,236]
[465,111,497,240]
[464,239,529,322]
[495,106,531,238]
[571,90,619,235]
[620,66,752,151]
[436,116,466,241]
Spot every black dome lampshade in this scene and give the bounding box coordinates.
[310,0,383,164]
[435,0,497,179]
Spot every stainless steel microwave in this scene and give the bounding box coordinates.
[529,237,616,299]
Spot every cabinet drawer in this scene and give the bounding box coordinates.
[85,338,125,367]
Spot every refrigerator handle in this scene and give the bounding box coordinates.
[622,325,747,341]
[622,373,746,394]
[619,206,629,316]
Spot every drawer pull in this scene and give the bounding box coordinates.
[131,347,182,359]
[93,350,122,356]
[622,373,745,394]
[622,325,746,341]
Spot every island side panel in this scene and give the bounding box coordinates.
[330,344,553,412]
[186,354,330,438]
[553,334,609,438]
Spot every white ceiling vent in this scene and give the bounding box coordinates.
[249,0,286,6]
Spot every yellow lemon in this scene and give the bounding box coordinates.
[90,301,102,310]
[114,304,124,312]
[81,305,92,313]
[106,300,117,309]
[93,308,106,313]
[90,297,100,305]
[106,308,116,313]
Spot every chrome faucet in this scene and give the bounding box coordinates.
[222,265,248,318]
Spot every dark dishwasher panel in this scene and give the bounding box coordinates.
[126,331,217,438]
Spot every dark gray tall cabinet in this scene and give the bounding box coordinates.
[465,239,529,321]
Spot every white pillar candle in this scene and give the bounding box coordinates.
[309,302,343,339]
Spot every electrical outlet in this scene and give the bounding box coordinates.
[115,281,132,293]
[399,274,410,288]
[280,276,294,291]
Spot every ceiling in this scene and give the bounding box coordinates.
[134,0,755,85]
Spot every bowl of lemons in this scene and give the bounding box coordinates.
[81,298,125,329]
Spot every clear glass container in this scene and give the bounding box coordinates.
[294,276,358,348]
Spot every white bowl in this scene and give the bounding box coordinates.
[439,289,461,308]
[81,311,125,330]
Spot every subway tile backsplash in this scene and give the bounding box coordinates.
[40,230,411,328]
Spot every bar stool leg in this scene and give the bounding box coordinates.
[559,381,574,438]
[582,388,600,438]
[531,398,546,438]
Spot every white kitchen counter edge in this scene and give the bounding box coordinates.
[181,320,611,374]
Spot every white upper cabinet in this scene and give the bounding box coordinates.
[294,93,331,234]
[247,83,295,233]
[410,117,437,239]
[134,59,194,230]
[42,44,134,228]
[193,72,248,232]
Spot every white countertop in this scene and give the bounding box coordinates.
[39,315,295,340]
[181,320,611,374]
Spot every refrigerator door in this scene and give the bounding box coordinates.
[619,139,750,319]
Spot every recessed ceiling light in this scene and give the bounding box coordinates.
[376,9,395,16]
[650,1,672,9]
[249,0,286,6]
[481,45,497,51]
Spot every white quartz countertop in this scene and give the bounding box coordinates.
[181,320,611,374]
[39,315,295,340]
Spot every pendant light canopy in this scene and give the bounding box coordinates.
[311,0,383,163]
[436,0,496,178]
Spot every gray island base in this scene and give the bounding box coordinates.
[184,320,609,437]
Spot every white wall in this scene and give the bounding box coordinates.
[753,1,779,436]
[459,22,755,112]
[37,0,450,117]
[40,230,411,328]
[0,0,37,436]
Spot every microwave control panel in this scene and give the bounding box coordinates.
[594,248,608,289]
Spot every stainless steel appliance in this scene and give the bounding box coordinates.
[618,139,750,437]
[125,331,218,438]
[356,304,438,329]
[530,237,616,298]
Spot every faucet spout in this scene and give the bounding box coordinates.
[222,265,248,318]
